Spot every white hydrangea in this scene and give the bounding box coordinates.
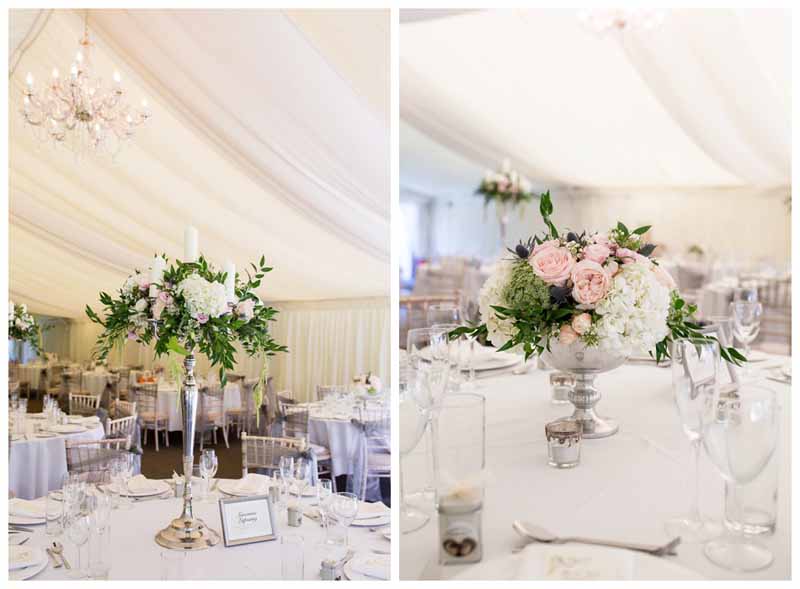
[594,261,671,356]
[177,274,229,321]
[478,259,520,351]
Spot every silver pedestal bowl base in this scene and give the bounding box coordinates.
[543,342,628,439]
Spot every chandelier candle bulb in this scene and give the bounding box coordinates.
[184,226,198,262]
[25,72,33,88]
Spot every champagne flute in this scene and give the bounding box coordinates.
[703,384,778,571]
[65,512,91,579]
[200,449,218,501]
[294,457,311,499]
[279,455,295,506]
[665,338,722,542]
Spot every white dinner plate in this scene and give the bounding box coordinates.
[343,554,390,581]
[46,423,86,434]
[450,544,704,581]
[9,548,48,581]
[466,350,522,372]
[217,478,272,497]
[9,515,45,526]
[356,501,391,520]
[108,479,171,497]
[290,485,318,498]
[350,515,391,528]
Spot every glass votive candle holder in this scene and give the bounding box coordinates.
[549,372,575,405]
[545,420,582,469]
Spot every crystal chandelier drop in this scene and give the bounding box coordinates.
[578,9,666,35]
[20,12,150,158]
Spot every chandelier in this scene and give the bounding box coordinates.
[578,9,666,35]
[21,12,150,157]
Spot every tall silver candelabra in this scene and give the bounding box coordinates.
[149,312,219,549]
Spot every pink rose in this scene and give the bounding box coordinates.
[529,246,575,286]
[616,248,650,265]
[571,312,592,335]
[558,324,579,345]
[531,239,560,256]
[127,331,137,340]
[571,260,611,308]
[592,233,616,251]
[236,299,256,321]
[605,259,620,276]
[653,265,676,290]
[582,243,611,265]
[196,313,209,324]
[157,291,173,304]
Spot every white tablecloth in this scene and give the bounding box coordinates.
[156,383,242,431]
[9,420,106,500]
[80,371,112,396]
[308,417,361,478]
[400,358,791,580]
[17,364,47,389]
[19,480,390,580]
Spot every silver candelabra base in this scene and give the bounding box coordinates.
[155,354,219,550]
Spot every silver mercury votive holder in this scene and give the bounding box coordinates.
[545,420,582,469]
[287,504,303,527]
[549,371,575,405]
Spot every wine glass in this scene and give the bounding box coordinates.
[400,372,431,534]
[733,284,759,303]
[316,479,333,520]
[730,301,763,376]
[279,455,295,503]
[665,338,722,542]
[293,457,311,499]
[702,384,778,571]
[118,454,135,510]
[330,492,359,547]
[65,512,90,579]
[430,321,465,390]
[426,303,460,327]
[200,449,218,502]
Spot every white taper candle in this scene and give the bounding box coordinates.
[224,261,236,301]
[184,226,198,262]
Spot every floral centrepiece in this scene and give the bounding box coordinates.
[476,159,535,208]
[86,254,287,382]
[455,193,743,365]
[353,372,383,396]
[8,301,42,356]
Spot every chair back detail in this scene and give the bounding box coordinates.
[69,393,101,416]
[65,438,128,484]
[241,433,306,476]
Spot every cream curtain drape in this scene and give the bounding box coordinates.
[63,298,389,402]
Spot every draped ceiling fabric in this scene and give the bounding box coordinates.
[9,9,390,399]
[400,8,791,197]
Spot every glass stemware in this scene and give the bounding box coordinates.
[293,457,311,499]
[703,384,778,571]
[330,492,359,548]
[199,449,218,502]
[279,455,295,501]
[65,511,91,579]
[399,372,431,534]
[426,303,460,327]
[665,338,722,543]
[730,301,763,376]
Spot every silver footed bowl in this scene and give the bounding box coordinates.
[542,341,628,439]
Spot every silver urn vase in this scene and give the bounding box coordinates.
[542,341,628,439]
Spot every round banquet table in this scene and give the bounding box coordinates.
[400,357,791,581]
[17,363,48,390]
[19,480,390,580]
[307,412,361,479]
[155,382,242,431]
[9,419,106,500]
[79,370,113,396]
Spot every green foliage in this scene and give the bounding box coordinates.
[86,254,287,385]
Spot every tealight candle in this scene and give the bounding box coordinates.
[223,260,236,302]
[184,226,198,262]
[545,420,582,469]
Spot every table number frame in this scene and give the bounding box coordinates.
[218,495,277,547]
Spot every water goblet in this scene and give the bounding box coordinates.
[331,492,359,548]
[400,375,431,534]
[702,384,779,571]
[730,301,763,376]
[65,512,91,579]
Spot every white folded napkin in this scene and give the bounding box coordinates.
[81,415,100,424]
[233,473,270,495]
[350,555,390,580]
[9,497,47,519]
[126,474,160,493]
[9,546,45,571]
[355,501,390,519]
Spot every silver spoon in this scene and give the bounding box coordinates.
[512,521,680,557]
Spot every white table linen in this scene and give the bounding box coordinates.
[9,420,105,500]
[156,382,242,431]
[308,417,361,478]
[17,364,47,390]
[80,370,112,396]
[400,358,790,580]
[20,480,390,580]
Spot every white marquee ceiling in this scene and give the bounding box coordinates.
[400,8,790,198]
[10,9,389,318]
